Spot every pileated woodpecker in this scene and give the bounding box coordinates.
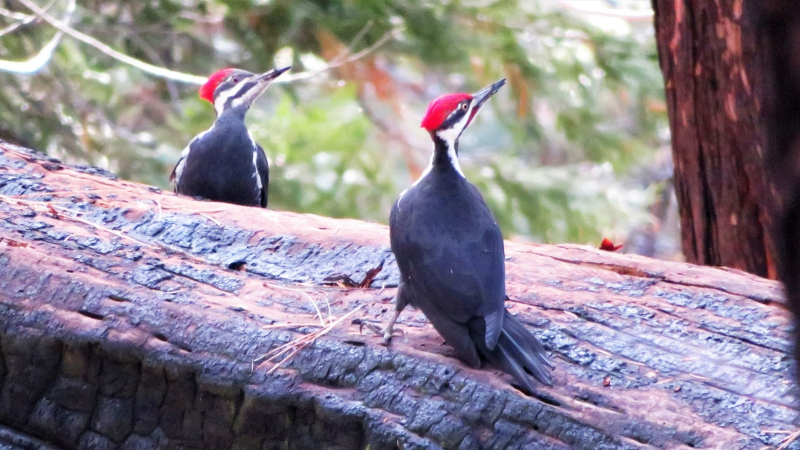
[170,66,291,207]
[386,79,553,393]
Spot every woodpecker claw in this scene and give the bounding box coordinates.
[382,327,404,346]
[354,318,404,345]
[357,321,385,337]
[380,306,405,346]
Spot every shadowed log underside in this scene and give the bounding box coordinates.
[0,141,796,450]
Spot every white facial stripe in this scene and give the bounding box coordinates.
[436,104,472,144]
[432,103,474,179]
[231,82,267,110]
[213,80,251,115]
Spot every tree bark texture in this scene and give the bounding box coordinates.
[652,0,778,278]
[751,1,800,391]
[0,142,796,449]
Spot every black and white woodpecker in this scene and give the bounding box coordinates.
[170,66,291,207]
[386,79,554,393]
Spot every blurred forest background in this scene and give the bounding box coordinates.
[0,0,677,258]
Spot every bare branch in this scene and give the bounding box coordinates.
[0,0,56,37]
[0,0,71,73]
[555,0,654,22]
[12,0,397,85]
[12,0,207,83]
[282,28,398,83]
[344,20,374,55]
[0,5,34,21]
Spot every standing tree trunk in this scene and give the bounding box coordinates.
[652,0,778,278]
[752,0,800,387]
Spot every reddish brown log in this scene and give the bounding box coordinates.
[0,142,795,449]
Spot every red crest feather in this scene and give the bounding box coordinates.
[420,93,472,131]
[198,68,235,103]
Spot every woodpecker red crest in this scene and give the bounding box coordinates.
[421,93,473,131]
[199,68,235,103]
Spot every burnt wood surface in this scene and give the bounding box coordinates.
[652,0,778,278]
[0,141,796,450]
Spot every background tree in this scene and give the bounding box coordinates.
[0,0,671,253]
[753,0,800,387]
[651,0,778,277]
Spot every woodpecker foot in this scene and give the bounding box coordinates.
[381,306,405,345]
[357,320,385,337]
[382,327,404,346]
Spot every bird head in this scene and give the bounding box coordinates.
[420,78,506,146]
[198,66,291,116]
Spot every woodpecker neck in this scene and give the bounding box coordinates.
[430,133,465,178]
[217,103,249,121]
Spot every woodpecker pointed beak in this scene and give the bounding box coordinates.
[258,66,292,82]
[459,78,506,130]
[471,78,506,110]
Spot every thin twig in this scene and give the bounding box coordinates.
[0,191,221,267]
[153,199,162,221]
[342,20,374,59]
[378,280,387,296]
[13,0,205,83]
[554,0,654,21]
[0,0,73,73]
[0,0,56,37]
[0,5,33,21]
[778,430,800,450]
[198,213,220,227]
[263,282,328,326]
[137,199,163,221]
[14,0,397,85]
[320,291,333,323]
[0,194,155,248]
[15,188,129,197]
[284,29,398,83]
[57,209,155,247]
[253,306,362,374]
[687,373,710,381]
[261,323,325,329]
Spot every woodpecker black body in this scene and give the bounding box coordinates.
[386,79,553,393]
[171,66,290,207]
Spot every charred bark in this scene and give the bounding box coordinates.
[0,142,796,449]
[652,0,778,278]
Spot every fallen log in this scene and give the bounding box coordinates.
[0,141,795,450]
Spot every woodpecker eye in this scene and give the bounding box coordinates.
[232,77,240,83]
[460,102,469,111]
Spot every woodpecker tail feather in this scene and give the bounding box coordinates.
[471,310,553,394]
